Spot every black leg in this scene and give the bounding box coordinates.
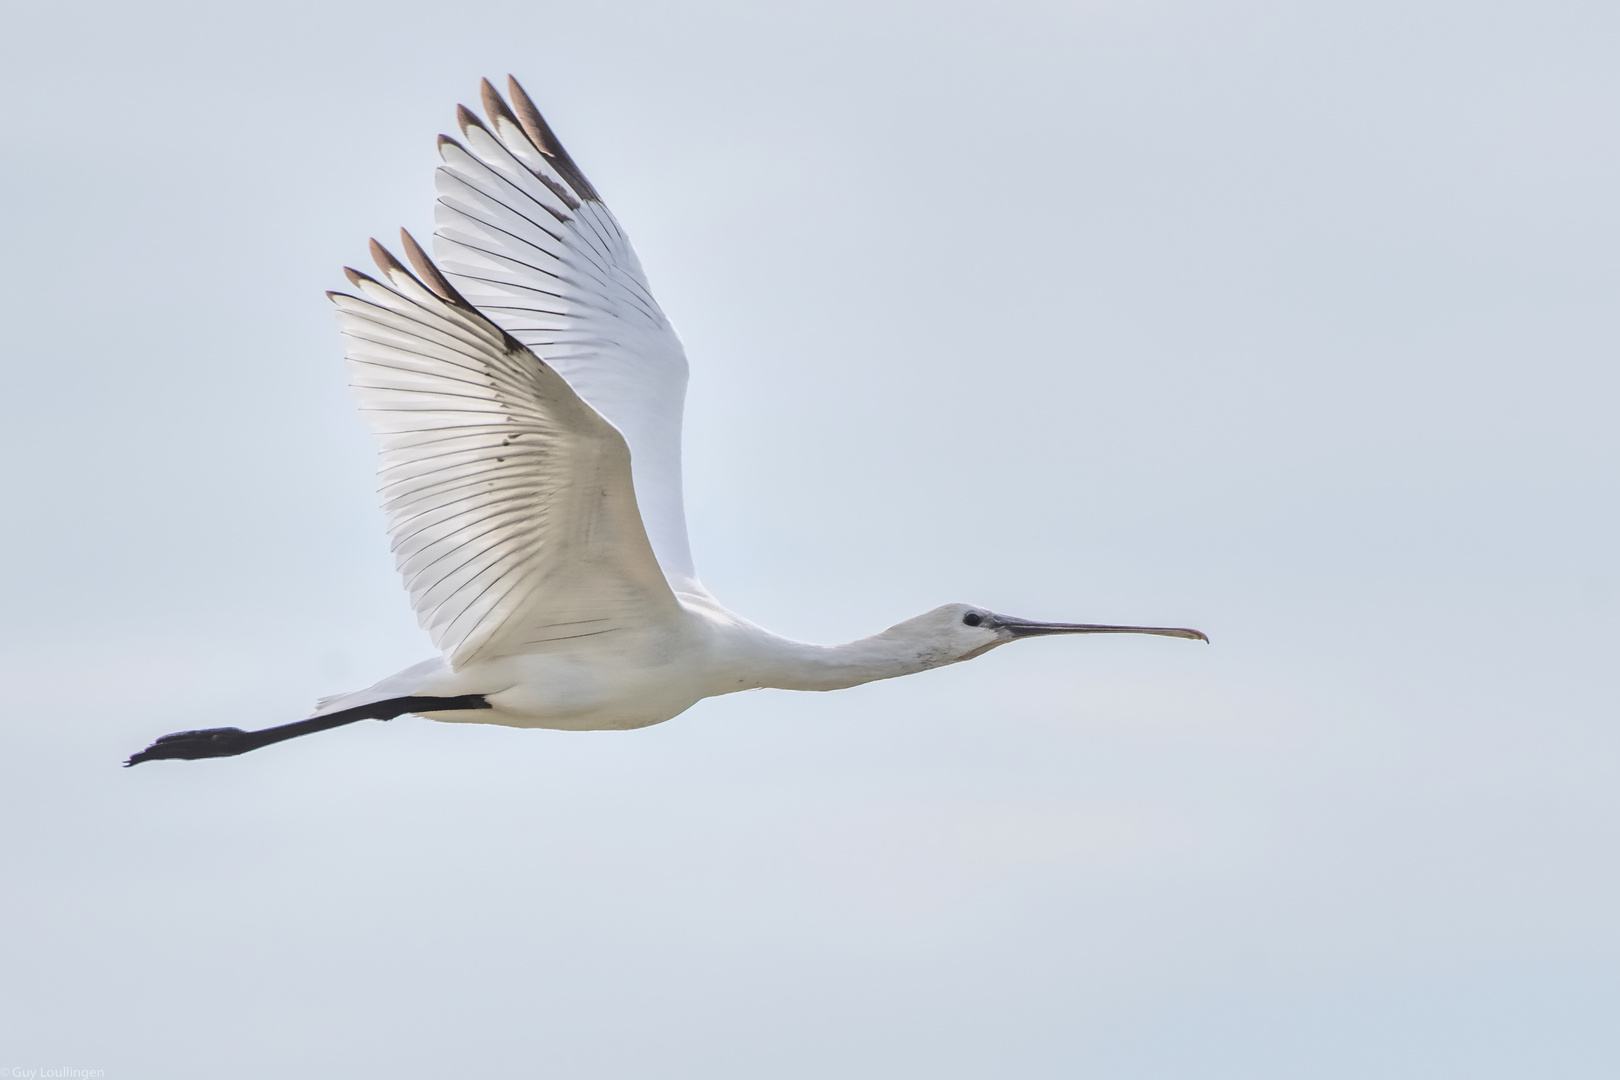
[123,694,492,766]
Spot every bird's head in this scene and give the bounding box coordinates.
[898,603,1208,667]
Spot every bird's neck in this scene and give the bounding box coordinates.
[739,627,948,692]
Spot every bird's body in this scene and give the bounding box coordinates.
[311,601,1037,734]
[127,77,1204,766]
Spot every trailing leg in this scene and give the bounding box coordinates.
[123,694,491,766]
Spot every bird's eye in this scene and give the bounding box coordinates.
[962,612,983,627]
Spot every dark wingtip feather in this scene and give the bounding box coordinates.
[480,77,522,132]
[455,103,490,137]
[505,75,600,202]
[399,228,474,308]
[344,244,525,356]
[369,237,410,279]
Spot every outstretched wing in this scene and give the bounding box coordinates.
[329,234,679,669]
[429,77,701,594]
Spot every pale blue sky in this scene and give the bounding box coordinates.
[1,0,1616,1076]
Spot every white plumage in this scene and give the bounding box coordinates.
[126,77,1203,765]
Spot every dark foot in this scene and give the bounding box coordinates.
[123,693,492,766]
[125,727,262,766]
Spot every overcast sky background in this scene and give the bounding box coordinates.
[1,0,1616,1076]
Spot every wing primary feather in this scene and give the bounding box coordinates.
[468,85,584,214]
[442,131,596,230]
[449,118,585,230]
[336,295,511,361]
[505,75,600,202]
[399,228,475,309]
[336,281,510,357]
[446,142,576,230]
[455,103,489,137]
[369,237,414,280]
[479,78,527,141]
[434,192,616,305]
[434,187,621,310]
[367,237,529,355]
[433,184,625,309]
[440,115,625,266]
[435,151,575,249]
[435,229,566,286]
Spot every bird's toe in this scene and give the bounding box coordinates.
[124,727,255,766]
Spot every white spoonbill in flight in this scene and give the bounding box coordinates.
[127,77,1206,766]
